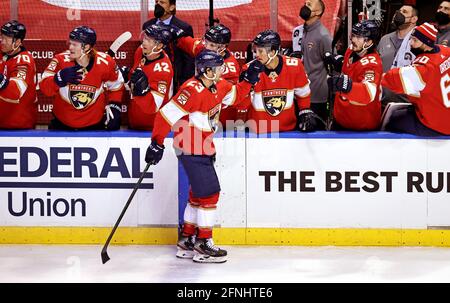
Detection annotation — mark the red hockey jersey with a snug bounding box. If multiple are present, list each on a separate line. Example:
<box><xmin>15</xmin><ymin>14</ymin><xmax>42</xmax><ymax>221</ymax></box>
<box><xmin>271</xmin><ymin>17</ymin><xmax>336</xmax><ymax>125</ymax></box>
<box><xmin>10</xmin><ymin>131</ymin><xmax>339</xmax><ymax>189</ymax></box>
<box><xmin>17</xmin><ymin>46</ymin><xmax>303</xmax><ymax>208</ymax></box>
<box><xmin>152</xmin><ymin>77</ymin><xmax>252</xmax><ymax>155</ymax></box>
<box><xmin>243</xmin><ymin>55</ymin><xmax>311</xmax><ymax>133</ymax></box>
<box><xmin>0</xmin><ymin>48</ymin><xmax>37</xmax><ymax>129</ymax></box>
<box><xmin>177</xmin><ymin>37</ymin><xmax>240</xmax><ymax>83</ymax></box>
<box><xmin>382</xmin><ymin>45</ymin><xmax>450</xmax><ymax>135</ymax></box>
<box><xmin>333</xmin><ymin>48</ymin><xmax>383</xmax><ymax>130</ymax></box>
<box><xmin>177</xmin><ymin>37</ymin><xmax>241</xmax><ymax>127</ymax></box>
<box><xmin>40</xmin><ymin>51</ymin><xmax>124</xmax><ymax>128</ymax></box>
<box><xmin>128</xmin><ymin>47</ymin><xmax>174</xmax><ymax>130</ymax></box>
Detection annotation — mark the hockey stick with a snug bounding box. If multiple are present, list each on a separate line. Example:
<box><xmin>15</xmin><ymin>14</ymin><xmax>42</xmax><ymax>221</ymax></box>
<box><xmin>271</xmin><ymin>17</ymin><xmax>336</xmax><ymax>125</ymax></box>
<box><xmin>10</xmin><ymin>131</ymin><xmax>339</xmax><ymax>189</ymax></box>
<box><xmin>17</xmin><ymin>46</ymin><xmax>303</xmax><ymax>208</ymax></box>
<box><xmin>107</xmin><ymin>31</ymin><xmax>132</xmax><ymax>57</ymax></box>
<box><xmin>326</xmin><ymin>76</ymin><xmax>334</xmax><ymax>130</ymax></box>
<box><xmin>324</xmin><ymin>52</ymin><xmax>336</xmax><ymax>130</ymax></box>
<box><xmin>101</xmin><ymin>162</ymin><xmax>151</xmax><ymax>264</ymax></box>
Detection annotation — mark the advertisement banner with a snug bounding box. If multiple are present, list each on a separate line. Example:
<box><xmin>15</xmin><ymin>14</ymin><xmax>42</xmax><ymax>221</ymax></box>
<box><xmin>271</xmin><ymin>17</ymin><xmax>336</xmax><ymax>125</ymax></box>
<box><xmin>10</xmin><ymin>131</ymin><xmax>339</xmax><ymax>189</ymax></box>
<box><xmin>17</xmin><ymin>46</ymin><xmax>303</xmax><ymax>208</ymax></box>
<box><xmin>0</xmin><ymin>136</ymin><xmax>178</xmax><ymax>227</ymax></box>
<box><xmin>245</xmin><ymin>137</ymin><xmax>449</xmax><ymax>229</ymax></box>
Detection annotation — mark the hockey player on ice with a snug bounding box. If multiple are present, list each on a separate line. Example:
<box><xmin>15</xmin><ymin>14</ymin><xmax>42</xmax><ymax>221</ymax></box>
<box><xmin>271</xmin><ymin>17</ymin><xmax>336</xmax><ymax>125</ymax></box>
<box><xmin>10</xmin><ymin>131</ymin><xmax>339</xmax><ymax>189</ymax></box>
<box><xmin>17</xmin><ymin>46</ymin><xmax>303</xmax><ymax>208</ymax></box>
<box><xmin>40</xmin><ymin>26</ymin><xmax>124</xmax><ymax>130</ymax></box>
<box><xmin>144</xmin><ymin>50</ymin><xmax>264</xmax><ymax>263</ymax></box>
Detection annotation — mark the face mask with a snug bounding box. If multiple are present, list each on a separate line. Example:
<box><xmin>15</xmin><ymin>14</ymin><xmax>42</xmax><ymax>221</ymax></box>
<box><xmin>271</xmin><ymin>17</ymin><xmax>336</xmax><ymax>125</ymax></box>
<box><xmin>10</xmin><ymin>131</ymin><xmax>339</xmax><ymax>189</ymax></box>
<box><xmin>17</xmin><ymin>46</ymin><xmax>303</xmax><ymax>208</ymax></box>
<box><xmin>299</xmin><ymin>5</ymin><xmax>312</xmax><ymax>21</ymax></box>
<box><xmin>154</xmin><ymin>4</ymin><xmax>165</xmax><ymax>19</ymax></box>
<box><xmin>411</xmin><ymin>46</ymin><xmax>425</xmax><ymax>56</ymax></box>
<box><xmin>391</xmin><ymin>12</ymin><xmax>406</xmax><ymax>28</ymax></box>
<box><xmin>435</xmin><ymin>11</ymin><xmax>450</xmax><ymax>26</ymax></box>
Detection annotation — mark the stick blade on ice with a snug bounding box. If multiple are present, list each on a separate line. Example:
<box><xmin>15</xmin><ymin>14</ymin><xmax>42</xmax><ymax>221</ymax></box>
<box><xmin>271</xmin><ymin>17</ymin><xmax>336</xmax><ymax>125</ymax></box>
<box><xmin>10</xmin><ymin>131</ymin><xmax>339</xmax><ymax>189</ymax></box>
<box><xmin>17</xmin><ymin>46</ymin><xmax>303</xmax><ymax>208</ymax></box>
<box><xmin>101</xmin><ymin>248</ymin><xmax>110</xmax><ymax>264</ymax></box>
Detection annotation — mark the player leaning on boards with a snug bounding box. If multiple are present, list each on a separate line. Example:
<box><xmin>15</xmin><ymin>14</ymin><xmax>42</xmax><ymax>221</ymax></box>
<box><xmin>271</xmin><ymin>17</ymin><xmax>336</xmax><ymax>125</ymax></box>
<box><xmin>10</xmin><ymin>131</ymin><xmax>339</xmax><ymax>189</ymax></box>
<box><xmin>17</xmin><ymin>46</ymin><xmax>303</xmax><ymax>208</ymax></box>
<box><xmin>0</xmin><ymin>20</ymin><xmax>37</xmax><ymax>129</ymax></box>
<box><xmin>239</xmin><ymin>30</ymin><xmax>319</xmax><ymax>133</ymax></box>
<box><xmin>145</xmin><ymin>50</ymin><xmax>264</xmax><ymax>263</ymax></box>
<box><xmin>381</xmin><ymin>22</ymin><xmax>450</xmax><ymax>136</ymax></box>
<box><xmin>170</xmin><ymin>23</ymin><xmax>242</xmax><ymax>129</ymax></box>
<box><xmin>125</xmin><ymin>24</ymin><xmax>174</xmax><ymax>130</ymax></box>
<box><xmin>40</xmin><ymin>26</ymin><xmax>125</xmax><ymax>130</ymax></box>
<box><xmin>325</xmin><ymin>20</ymin><xmax>383</xmax><ymax>131</ymax></box>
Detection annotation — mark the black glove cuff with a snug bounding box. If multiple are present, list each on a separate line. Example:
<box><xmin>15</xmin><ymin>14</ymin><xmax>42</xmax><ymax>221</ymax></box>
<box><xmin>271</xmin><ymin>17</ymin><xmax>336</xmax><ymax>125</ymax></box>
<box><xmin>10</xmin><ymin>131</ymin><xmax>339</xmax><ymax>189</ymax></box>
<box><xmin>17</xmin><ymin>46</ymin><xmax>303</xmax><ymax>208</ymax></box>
<box><xmin>108</xmin><ymin>103</ymin><xmax>122</xmax><ymax>112</ymax></box>
<box><xmin>151</xmin><ymin>139</ymin><xmax>165</xmax><ymax>150</ymax></box>
<box><xmin>0</xmin><ymin>76</ymin><xmax>9</xmax><ymax>90</ymax></box>
<box><xmin>298</xmin><ymin>109</ymin><xmax>314</xmax><ymax>117</ymax></box>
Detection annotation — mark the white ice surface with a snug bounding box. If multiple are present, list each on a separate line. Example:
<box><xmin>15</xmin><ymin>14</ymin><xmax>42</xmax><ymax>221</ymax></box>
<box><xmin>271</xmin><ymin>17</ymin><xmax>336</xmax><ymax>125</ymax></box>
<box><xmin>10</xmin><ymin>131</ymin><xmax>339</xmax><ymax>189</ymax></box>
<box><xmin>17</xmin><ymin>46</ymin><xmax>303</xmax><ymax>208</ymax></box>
<box><xmin>1</xmin><ymin>245</ymin><xmax>450</xmax><ymax>283</ymax></box>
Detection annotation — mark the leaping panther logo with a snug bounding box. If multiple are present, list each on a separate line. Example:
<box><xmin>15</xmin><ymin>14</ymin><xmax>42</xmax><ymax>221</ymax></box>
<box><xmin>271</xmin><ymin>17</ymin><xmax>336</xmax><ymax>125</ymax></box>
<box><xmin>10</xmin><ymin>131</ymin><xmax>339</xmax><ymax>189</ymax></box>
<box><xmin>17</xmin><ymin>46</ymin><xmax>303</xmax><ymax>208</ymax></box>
<box><xmin>262</xmin><ymin>89</ymin><xmax>287</xmax><ymax>116</ymax></box>
<box><xmin>68</xmin><ymin>84</ymin><xmax>97</xmax><ymax>110</ymax></box>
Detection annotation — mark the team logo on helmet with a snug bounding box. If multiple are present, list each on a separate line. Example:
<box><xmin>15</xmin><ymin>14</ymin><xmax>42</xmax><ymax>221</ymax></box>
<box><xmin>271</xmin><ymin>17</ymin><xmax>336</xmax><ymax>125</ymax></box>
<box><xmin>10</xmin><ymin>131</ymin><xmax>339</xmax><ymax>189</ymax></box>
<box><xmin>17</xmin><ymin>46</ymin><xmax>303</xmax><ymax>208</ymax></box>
<box><xmin>208</xmin><ymin>104</ymin><xmax>221</xmax><ymax>132</ymax></box>
<box><xmin>68</xmin><ymin>84</ymin><xmax>97</xmax><ymax>109</ymax></box>
<box><xmin>262</xmin><ymin>89</ymin><xmax>287</xmax><ymax>116</ymax></box>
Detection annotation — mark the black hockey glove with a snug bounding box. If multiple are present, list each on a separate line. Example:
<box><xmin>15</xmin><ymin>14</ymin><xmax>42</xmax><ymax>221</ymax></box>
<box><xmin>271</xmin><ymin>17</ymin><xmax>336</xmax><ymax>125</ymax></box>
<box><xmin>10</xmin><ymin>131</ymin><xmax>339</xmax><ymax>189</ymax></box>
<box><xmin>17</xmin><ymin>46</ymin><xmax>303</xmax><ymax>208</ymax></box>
<box><xmin>54</xmin><ymin>65</ymin><xmax>83</xmax><ymax>87</ymax></box>
<box><xmin>298</xmin><ymin>109</ymin><xmax>318</xmax><ymax>132</ymax></box>
<box><xmin>324</xmin><ymin>52</ymin><xmax>344</xmax><ymax>74</ymax></box>
<box><xmin>0</xmin><ymin>74</ymin><xmax>9</xmax><ymax>90</ymax></box>
<box><xmin>168</xmin><ymin>24</ymin><xmax>187</xmax><ymax>41</ymax></box>
<box><xmin>145</xmin><ymin>140</ymin><xmax>165</xmax><ymax>165</ymax></box>
<box><xmin>104</xmin><ymin>103</ymin><xmax>122</xmax><ymax>130</ymax></box>
<box><xmin>130</xmin><ymin>68</ymin><xmax>150</xmax><ymax>96</ymax></box>
<box><xmin>119</xmin><ymin>66</ymin><xmax>130</xmax><ymax>84</ymax></box>
<box><xmin>241</xmin><ymin>60</ymin><xmax>265</xmax><ymax>85</ymax></box>
<box><xmin>327</xmin><ymin>74</ymin><xmax>352</xmax><ymax>93</ymax></box>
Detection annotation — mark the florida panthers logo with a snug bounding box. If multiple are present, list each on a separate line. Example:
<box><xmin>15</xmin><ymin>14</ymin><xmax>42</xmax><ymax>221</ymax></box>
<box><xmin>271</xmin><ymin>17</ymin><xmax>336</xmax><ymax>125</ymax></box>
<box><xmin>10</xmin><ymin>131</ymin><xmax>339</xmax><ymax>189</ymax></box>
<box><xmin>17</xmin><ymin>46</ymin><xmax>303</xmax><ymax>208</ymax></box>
<box><xmin>208</xmin><ymin>104</ymin><xmax>221</xmax><ymax>132</ymax></box>
<box><xmin>68</xmin><ymin>84</ymin><xmax>96</xmax><ymax>109</ymax></box>
<box><xmin>262</xmin><ymin>89</ymin><xmax>287</xmax><ymax>116</ymax></box>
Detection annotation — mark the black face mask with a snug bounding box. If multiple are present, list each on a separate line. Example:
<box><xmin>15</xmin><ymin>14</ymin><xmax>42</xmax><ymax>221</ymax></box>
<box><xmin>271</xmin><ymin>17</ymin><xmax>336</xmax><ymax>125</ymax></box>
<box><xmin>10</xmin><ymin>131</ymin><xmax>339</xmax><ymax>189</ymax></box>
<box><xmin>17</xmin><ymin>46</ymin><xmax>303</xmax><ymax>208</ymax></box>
<box><xmin>154</xmin><ymin>4</ymin><xmax>165</xmax><ymax>19</ymax></box>
<box><xmin>391</xmin><ymin>11</ymin><xmax>406</xmax><ymax>28</ymax></box>
<box><xmin>299</xmin><ymin>5</ymin><xmax>312</xmax><ymax>21</ymax></box>
<box><xmin>435</xmin><ymin>11</ymin><xmax>450</xmax><ymax>26</ymax></box>
<box><xmin>411</xmin><ymin>46</ymin><xmax>425</xmax><ymax>56</ymax></box>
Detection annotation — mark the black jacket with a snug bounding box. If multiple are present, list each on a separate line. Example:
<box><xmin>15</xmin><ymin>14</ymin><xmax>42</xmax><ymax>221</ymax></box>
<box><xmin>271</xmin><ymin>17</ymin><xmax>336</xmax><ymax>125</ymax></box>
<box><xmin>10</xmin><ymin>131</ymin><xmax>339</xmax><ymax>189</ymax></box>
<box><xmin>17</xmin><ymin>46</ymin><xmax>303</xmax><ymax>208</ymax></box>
<box><xmin>143</xmin><ymin>16</ymin><xmax>195</xmax><ymax>92</ymax></box>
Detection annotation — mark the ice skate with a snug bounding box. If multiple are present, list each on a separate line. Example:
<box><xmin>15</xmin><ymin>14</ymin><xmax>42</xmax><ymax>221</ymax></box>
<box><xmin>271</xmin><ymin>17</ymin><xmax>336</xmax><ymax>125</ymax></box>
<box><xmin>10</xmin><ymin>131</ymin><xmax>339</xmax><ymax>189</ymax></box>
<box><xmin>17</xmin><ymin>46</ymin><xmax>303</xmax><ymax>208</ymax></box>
<box><xmin>193</xmin><ymin>238</ymin><xmax>228</xmax><ymax>263</ymax></box>
<box><xmin>176</xmin><ymin>235</ymin><xmax>196</xmax><ymax>259</ymax></box>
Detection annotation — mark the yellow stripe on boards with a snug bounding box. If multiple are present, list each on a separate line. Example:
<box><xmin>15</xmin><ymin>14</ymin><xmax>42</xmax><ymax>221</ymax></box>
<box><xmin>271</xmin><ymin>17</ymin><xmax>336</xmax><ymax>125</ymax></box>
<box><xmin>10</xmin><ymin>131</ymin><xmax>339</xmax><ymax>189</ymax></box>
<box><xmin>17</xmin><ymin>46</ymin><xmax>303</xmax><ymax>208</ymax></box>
<box><xmin>2</xmin><ymin>227</ymin><xmax>450</xmax><ymax>246</ymax></box>
<box><xmin>0</xmin><ymin>227</ymin><xmax>178</xmax><ymax>245</ymax></box>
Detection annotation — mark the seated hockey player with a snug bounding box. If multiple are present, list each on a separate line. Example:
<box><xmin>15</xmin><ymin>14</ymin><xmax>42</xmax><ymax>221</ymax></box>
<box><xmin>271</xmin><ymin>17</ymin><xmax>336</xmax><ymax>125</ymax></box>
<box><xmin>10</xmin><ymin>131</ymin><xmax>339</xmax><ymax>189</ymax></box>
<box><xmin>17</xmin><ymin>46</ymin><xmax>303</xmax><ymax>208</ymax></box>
<box><xmin>381</xmin><ymin>22</ymin><xmax>450</xmax><ymax>136</ymax></box>
<box><xmin>40</xmin><ymin>26</ymin><xmax>124</xmax><ymax>130</ymax></box>
<box><xmin>127</xmin><ymin>24</ymin><xmax>174</xmax><ymax>130</ymax></box>
<box><xmin>169</xmin><ymin>24</ymin><xmax>242</xmax><ymax>129</ymax></box>
<box><xmin>240</xmin><ymin>29</ymin><xmax>319</xmax><ymax>133</ymax></box>
<box><xmin>326</xmin><ymin>20</ymin><xmax>383</xmax><ymax>131</ymax></box>
<box><xmin>144</xmin><ymin>50</ymin><xmax>264</xmax><ymax>263</ymax></box>
<box><xmin>0</xmin><ymin>20</ymin><xmax>37</xmax><ymax>129</ymax></box>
